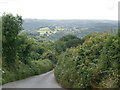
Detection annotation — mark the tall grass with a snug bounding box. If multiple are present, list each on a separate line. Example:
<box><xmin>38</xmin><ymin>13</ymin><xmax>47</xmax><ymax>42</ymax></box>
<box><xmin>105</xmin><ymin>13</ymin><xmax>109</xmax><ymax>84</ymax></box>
<box><xmin>2</xmin><ymin>59</ymin><xmax>53</xmax><ymax>84</ymax></box>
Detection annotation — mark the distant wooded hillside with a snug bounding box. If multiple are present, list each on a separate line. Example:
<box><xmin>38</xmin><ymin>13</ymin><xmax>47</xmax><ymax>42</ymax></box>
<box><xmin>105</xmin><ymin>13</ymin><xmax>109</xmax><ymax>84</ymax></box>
<box><xmin>22</xmin><ymin>19</ymin><xmax>118</xmax><ymax>40</ymax></box>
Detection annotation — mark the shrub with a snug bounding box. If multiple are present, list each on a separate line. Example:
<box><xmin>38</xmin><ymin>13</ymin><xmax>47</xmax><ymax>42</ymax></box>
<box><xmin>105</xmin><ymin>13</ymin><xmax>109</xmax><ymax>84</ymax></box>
<box><xmin>31</xmin><ymin>59</ymin><xmax>53</xmax><ymax>75</ymax></box>
<box><xmin>55</xmin><ymin>33</ymin><xmax>119</xmax><ymax>88</ymax></box>
<box><xmin>2</xmin><ymin>59</ymin><xmax>53</xmax><ymax>84</ymax></box>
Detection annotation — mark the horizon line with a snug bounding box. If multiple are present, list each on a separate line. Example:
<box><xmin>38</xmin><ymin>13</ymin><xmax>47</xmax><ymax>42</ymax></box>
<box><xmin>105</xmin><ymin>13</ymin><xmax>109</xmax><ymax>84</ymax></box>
<box><xmin>23</xmin><ymin>18</ymin><xmax>118</xmax><ymax>21</ymax></box>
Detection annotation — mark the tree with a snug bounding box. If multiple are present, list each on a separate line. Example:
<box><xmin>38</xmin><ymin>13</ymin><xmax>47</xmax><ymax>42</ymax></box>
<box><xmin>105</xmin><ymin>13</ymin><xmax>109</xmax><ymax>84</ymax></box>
<box><xmin>17</xmin><ymin>34</ymin><xmax>33</xmax><ymax>64</ymax></box>
<box><xmin>2</xmin><ymin>13</ymin><xmax>23</xmax><ymax>67</ymax></box>
<box><xmin>54</xmin><ymin>41</ymin><xmax>67</xmax><ymax>54</ymax></box>
<box><xmin>59</xmin><ymin>34</ymin><xmax>79</xmax><ymax>41</ymax></box>
<box><xmin>59</xmin><ymin>34</ymin><xmax>84</xmax><ymax>48</ymax></box>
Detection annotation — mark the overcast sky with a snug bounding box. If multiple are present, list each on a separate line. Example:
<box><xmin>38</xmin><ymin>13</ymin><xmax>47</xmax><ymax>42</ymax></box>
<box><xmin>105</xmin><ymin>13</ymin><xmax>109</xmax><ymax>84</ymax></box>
<box><xmin>0</xmin><ymin>0</ymin><xmax>119</xmax><ymax>20</ymax></box>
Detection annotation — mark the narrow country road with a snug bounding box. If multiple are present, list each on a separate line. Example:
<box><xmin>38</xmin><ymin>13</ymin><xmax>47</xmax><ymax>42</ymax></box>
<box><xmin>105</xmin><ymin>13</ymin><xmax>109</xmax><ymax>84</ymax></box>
<box><xmin>1</xmin><ymin>70</ymin><xmax>61</xmax><ymax>88</ymax></box>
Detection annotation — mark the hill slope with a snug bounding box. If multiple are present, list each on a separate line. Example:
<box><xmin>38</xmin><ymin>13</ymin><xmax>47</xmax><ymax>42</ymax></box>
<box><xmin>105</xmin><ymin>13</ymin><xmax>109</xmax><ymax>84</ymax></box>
<box><xmin>22</xmin><ymin>19</ymin><xmax>118</xmax><ymax>40</ymax></box>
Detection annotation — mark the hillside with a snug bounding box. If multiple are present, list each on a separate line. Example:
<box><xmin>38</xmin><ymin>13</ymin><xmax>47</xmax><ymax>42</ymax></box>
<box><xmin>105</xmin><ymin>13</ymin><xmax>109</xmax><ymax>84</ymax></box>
<box><xmin>22</xmin><ymin>19</ymin><xmax>118</xmax><ymax>40</ymax></box>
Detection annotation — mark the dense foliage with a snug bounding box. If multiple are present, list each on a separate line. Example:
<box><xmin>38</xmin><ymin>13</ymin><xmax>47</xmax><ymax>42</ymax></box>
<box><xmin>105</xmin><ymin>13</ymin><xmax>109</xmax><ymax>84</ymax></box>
<box><xmin>54</xmin><ymin>33</ymin><xmax>120</xmax><ymax>88</ymax></box>
<box><xmin>2</xmin><ymin>14</ymin><xmax>23</xmax><ymax>68</ymax></box>
<box><xmin>1</xmin><ymin>14</ymin><xmax>53</xmax><ymax>84</ymax></box>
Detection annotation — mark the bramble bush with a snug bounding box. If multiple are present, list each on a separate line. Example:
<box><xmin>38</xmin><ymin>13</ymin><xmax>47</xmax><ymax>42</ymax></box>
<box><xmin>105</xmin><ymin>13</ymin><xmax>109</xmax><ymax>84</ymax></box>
<box><xmin>55</xmin><ymin>33</ymin><xmax>119</xmax><ymax>88</ymax></box>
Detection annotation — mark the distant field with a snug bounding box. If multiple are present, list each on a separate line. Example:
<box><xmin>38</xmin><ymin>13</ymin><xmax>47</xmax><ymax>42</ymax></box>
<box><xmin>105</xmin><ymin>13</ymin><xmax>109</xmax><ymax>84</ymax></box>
<box><xmin>37</xmin><ymin>27</ymin><xmax>64</xmax><ymax>36</ymax></box>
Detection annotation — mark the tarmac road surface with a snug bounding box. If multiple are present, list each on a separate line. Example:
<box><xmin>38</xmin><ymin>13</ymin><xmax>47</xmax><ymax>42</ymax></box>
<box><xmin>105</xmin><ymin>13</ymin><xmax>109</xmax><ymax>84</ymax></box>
<box><xmin>1</xmin><ymin>70</ymin><xmax>61</xmax><ymax>88</ymax></box>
